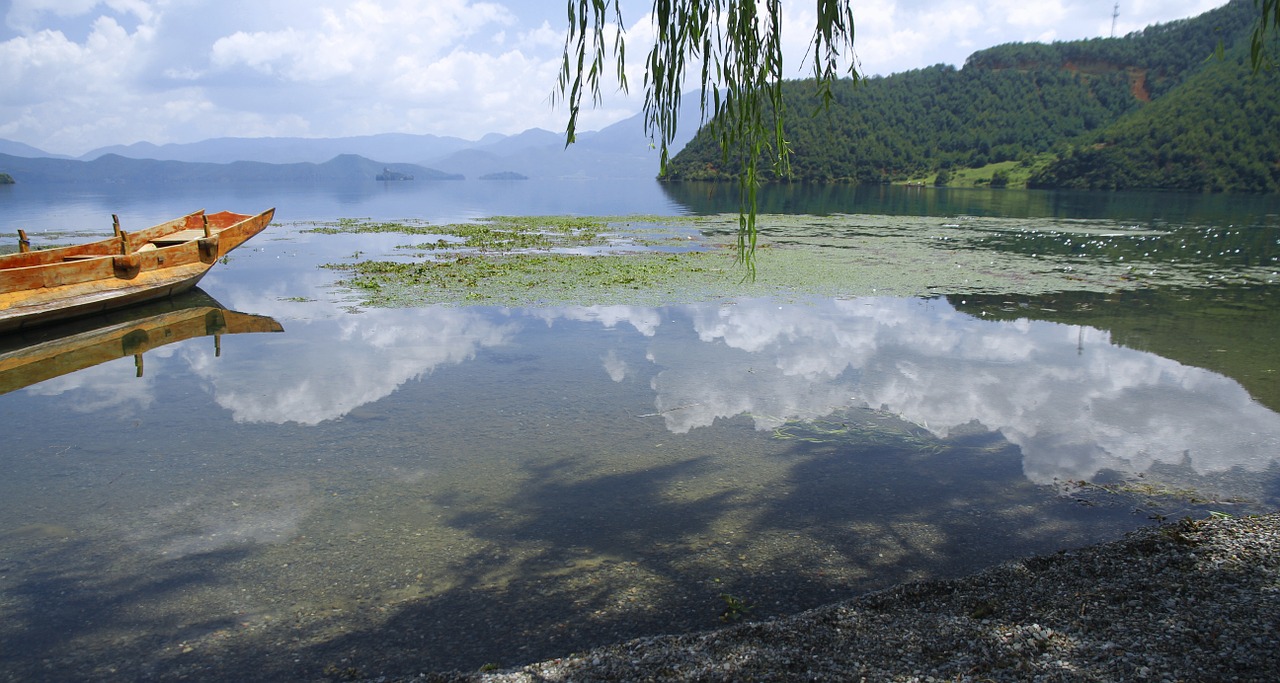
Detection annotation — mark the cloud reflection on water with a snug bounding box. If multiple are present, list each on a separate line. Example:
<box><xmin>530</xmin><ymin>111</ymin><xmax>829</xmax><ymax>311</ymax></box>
<box><xmin>26</xmin><ymin>295</ymin><xmax>1278</xmax><ymax>489</ymax></box>
<box><xmin>192</xmin><ymin>306</ymin><xmax>520</xmax><ymax>425</ymax></box>
<box><xmin>23</xmin><ymin>344</ymin><xmax>173</xmax><ymax>413</ymax></box>
<box><xmin>549</xmin><ymin>297</ymin><xmax>1280</xmax><ymax>485</ymax></box>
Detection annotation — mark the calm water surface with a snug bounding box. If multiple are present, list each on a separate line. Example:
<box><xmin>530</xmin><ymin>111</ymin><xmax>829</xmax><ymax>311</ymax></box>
<box><xmin>2</xmin><ymin>180</ymin><xmax>1279</xmax><ymax>679</ymax></box>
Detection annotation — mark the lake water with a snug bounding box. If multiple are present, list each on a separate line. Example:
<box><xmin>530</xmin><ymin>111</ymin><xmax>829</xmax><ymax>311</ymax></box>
<box><xmin>2</xmin><ymin>179</ymin><xmax>1280</xmax><ymax>680</ymax></box>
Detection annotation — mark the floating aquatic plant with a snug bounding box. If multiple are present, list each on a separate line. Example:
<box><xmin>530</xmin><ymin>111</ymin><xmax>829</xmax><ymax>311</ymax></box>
<box><xmin>311</xmin><ymin>213</ymin><xmax>1280</xmax><ymax>309</ymax></box>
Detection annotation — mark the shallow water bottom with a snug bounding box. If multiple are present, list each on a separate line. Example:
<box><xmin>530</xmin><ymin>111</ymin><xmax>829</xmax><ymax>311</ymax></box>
<box><xmin>0</xmin><ymin>381</ymin><xmax>1254</xmax><ymax>679</ymax></box>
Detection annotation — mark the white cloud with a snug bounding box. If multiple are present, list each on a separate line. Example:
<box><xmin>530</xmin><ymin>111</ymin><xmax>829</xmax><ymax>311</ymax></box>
<box><xmin>602</xmin><ymin>349</ymin><xmax>630</xmax><ymax>382</ymax></box>
<box><xmin>209</xmin><ymin>1</ymin><xmax>517</xmax><ymax>83</ymax></box>
<box><xmin>5</xmin><ymin>0</ymin><xmax>101</xmax><ymax>31</ymax></box>
<box><xmin>519</xmin><ymin>20</ymin><xmax>565</xmax><ymax>50</ymax></box>
<box><xmin>0</xmin><ymin>15</ymin><xmax>142</xmax><ymax>101</ymax></box>
<box><xmin>992</xmin><ymin>0</ymin><xmax>1067</xmax><ymax>29</ymax></box>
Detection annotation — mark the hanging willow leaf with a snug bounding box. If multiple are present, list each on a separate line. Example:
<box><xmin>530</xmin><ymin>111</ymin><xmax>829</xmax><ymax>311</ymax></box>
<box><xmin>1252</xmin><ymin>0</ymin><xmax>1280</xmax><ymax>71</ymax></box>
<box><xmin>554</xmin><ymin>0</ymin><xmax>860</xmax><ymax>273</ymax></box>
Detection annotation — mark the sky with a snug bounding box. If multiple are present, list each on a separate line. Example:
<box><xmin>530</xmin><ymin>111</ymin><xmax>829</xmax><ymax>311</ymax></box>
<box><xmin>1</xmin><ymin>0</ymin><xmax>1230</xmax><ymax>156</ymax></box>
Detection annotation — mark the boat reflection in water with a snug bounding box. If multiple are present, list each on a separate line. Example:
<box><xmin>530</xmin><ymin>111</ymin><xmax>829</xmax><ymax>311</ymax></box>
<box><xmin>0</xmin><ymin>289</ymin><xmax>283</xmax><ymax>395</ymax></box>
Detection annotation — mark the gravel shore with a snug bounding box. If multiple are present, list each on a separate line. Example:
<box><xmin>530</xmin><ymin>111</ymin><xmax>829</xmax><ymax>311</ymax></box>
<box><xmin>404</xmin><ymin>512</ymin><xmax>1279</xmax><ymax>682</ymax></box>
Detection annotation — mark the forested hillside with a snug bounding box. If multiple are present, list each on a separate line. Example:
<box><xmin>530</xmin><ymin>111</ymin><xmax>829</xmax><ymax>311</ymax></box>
<box><xmin>1027</xmin><ymin>45</ymin><xmax>1280</xmax><ymax>191</ymax></box>
<box><xmin>663</xmin><ymin>0</ymin><xmax>1277</xmax><ymax>192</ymax></box>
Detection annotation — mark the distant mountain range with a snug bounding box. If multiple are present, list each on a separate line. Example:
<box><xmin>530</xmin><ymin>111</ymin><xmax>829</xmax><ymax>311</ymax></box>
<box><xmin>0</xmin><ymin>139</ymin><xmax>57</xmax><ymax>159</ymax></box>
<box><xmin>0</xmin><ymin>152</ymin><xmax>467</xmax><ymax>184</ymax></box>
<box><xmin>7</xmin><ymin>0</ymin><xmax>1274</xmax><ymax>192</ymax></box>
<box><xmin>0</xmin><ymin>104</ymin><xmax>703</xmax><ymax>184</ymax></box>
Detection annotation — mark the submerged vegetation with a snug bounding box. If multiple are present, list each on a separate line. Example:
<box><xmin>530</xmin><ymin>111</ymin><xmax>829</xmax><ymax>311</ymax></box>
<box><xmin>771</xmin><ymin>411</ymin><xmax>946</xmax><ymax>456</ymax></box>
<box><xmin>717</xmin><ymin>593</ymin><xmax>753</xmax><ymax>622</ymax></box>
<box><xmin>1060</xmin><ymin>478</ymin><xmax>1257</xmax><ymax>523</ymax></box>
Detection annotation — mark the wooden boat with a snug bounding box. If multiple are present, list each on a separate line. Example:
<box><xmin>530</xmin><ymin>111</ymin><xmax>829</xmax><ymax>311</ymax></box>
<box><xmin>0</xmin><ymin>208</ymin><xmax>274</xmax><ymax>333</ymax></box>
<box><xmin>0</xmin><ymin>289</ymin><xmax>283</xmax><ymax>395</ymax></box>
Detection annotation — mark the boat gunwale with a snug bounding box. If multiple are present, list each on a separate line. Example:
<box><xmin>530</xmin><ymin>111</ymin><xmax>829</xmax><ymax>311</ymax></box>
<box><xmin>0</xmin><ymin>211</ymin><xmax>205</xmax><ymax>269</ymax></box>
<box><xmin>0</xmin><ymin>208</ymin><xmax>274</xmax><ymax>332</ymax></box>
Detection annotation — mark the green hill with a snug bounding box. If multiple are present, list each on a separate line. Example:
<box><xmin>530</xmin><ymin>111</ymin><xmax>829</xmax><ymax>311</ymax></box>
<box><xmin>663</xmin><ymin>0</ymin><xmax>1277</xmax><ymax>193</ymax></box>
<box><xmin>1027</xmin><ymin>44</ymin><xmax>1280</xmax><ymax>191</ymax></box>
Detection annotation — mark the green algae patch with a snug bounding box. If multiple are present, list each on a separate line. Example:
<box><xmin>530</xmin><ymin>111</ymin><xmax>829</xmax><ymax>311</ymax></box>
<box><xmin>302</xmin><ymin>216</ymin><xmax>613</xmax><ymax>252</ymax></box>
<box><xmin>315</xmin><ymin>213</ymin><xmax>1277</xmax><ymax>308</ymax></box>
<box><xmin>300</xmin><ymin>218</ymin><xmax>438</xmax><ymax>235</ymax></box>
<box><xmin>312</xmin><ymin>216</ymin><xmax>742</xmax><ymax>307</ymax></box>
<box><xmin>325</xmin><ymin>251</ymin><xmax>743</xmax><ymax>307</ymax></box>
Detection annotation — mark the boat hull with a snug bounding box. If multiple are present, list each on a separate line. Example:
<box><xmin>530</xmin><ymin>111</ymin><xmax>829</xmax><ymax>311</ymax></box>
<box><xmin>0</xmin><ymin>209</ymin><xmax>273</xmax><ymax>333</ymax></box>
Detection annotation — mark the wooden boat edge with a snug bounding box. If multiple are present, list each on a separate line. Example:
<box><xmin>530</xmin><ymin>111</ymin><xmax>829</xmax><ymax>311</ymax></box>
<box><xmin>0</xmin><ymin>208</ymin><xmax>274</xmax><ymax>333</ymax></box>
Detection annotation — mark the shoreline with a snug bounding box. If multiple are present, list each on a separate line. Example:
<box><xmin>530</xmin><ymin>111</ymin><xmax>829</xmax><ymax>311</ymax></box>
<box><xmin>405</xmin><ymin>512</ymin><xmax>1279</xmax><ymax>682</ymax></box>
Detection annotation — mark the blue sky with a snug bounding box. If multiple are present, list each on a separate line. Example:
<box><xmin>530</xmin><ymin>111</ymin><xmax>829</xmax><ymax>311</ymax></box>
<box><xmin>1</xmin><ymin>0</ymin><xmax>1228</xmax><ymax>155</ymax></box>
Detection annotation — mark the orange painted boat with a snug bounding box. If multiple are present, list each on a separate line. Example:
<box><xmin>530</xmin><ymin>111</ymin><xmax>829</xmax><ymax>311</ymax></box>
<box><xmin>0</xmin><ymin>208</ymin><xmax>273</xmax><ymax>333</ymax></box>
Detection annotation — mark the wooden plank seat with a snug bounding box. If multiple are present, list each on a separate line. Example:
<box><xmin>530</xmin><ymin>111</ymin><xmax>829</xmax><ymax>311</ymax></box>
<box><xmin>148</xmin><ymin>229</ymin><xmax>209</xmax><ymax>246</ymax></box>
<box><xmin>61</xmin><ymin>244</ymin><xmax>156</xmax><ymax>262</ymax></box>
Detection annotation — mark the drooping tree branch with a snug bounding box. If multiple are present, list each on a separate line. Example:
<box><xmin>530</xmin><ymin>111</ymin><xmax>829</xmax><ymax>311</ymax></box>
<box><xmin>1252</xmin><ymin>0</ymin><xmax>1280</xmax><ymax>70</ymax></box>
<box><xmin>556</xmin><ymin>0</ymin><xmax>859</xmax><ymax>272</ymax></box>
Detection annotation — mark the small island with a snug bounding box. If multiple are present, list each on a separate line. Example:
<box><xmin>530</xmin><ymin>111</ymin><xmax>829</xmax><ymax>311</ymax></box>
<box><xmin>375</xmin><ymin>168</ymin><xmax>413</xmax><ymax>181</ymax></box>
<box><xmin>479</xmin><ymin>171</ymin><xmax>529</xmax><ymax>180</ymax></box>
<box><xmin>0</xmin><ymin>173</ymin><xmax>14</xmax><ymax>184</ymax></box>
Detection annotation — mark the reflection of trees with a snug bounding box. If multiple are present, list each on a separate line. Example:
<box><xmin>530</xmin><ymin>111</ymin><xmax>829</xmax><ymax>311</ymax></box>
<box><xmin>953</xmin><ymin>287</ymin><xmax>1280</xmax><ymax>412</ymax></box>
<box><xmin>659</xmin><ymin>180</ymin><xmax>1280</xmax><ymax>223</ymax></box>
<box><xmin>659</xmin><ymin>181</ymin><xmax>1077</xmax><ymax>218</ymax></box>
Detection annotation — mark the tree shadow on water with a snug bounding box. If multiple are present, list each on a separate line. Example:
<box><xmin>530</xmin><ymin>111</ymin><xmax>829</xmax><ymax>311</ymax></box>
<box><xmin>0</xmin><ymin>537</ymin><xmax>255</xmax><ymax>682</ymax></box>
<box><xmin>736</xmin><ymin>430</ymin><xmax>1147</xmax><ymax>609</ymax></box>
<box><xmin>0</xmin><ymin>457</ymin><xmax>750</xmax><ymax>681</ymax></box>
<box><xmin>287</xmin><ymin>425</ymin><xmax>1160</xmax><ymax>679</ymax></box>
<box><xmin>298</xmin><ymin>456</ymin><xmax>751</xmax><ymax>676</ymax></box>
<box><xmin>0</xmin><ymin>425</ymin><xmax>1217</xmax><ymax>681</ymax></box>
